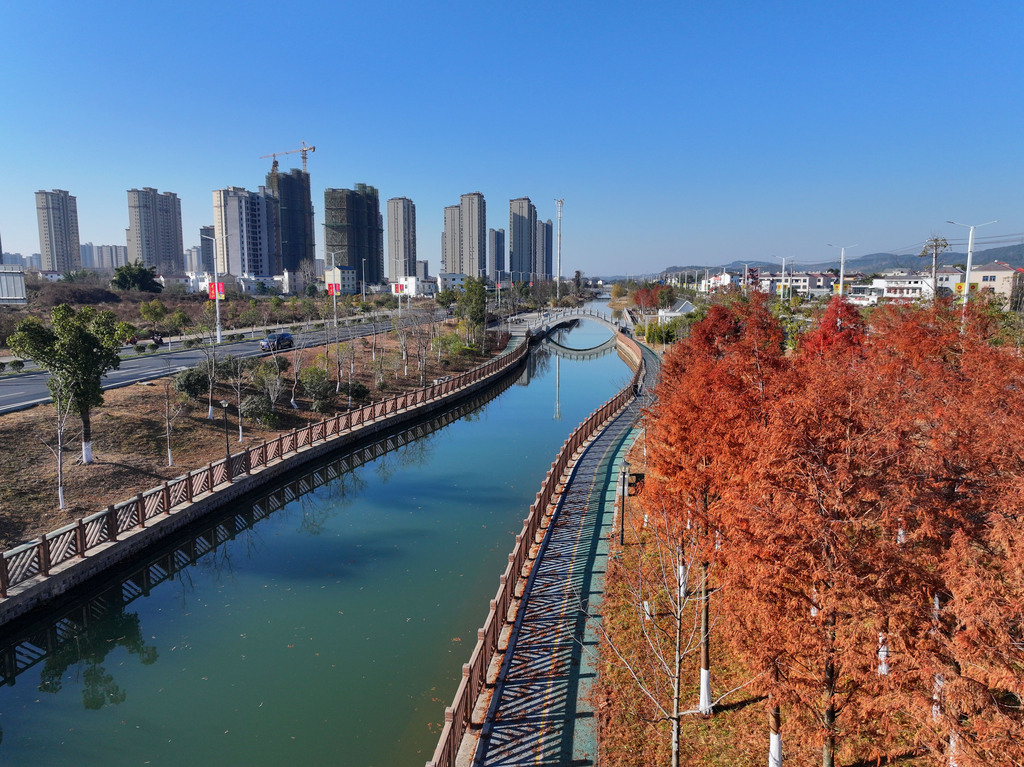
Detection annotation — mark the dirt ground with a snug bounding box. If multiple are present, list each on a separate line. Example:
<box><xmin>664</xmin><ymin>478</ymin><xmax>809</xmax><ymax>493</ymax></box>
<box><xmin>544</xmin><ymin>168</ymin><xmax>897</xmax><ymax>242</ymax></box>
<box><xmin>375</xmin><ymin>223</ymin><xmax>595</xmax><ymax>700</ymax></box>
<box><xmin>0</xmin><ymin>328</ymin><xmax>502</xmax><ymax>548</ymax></box>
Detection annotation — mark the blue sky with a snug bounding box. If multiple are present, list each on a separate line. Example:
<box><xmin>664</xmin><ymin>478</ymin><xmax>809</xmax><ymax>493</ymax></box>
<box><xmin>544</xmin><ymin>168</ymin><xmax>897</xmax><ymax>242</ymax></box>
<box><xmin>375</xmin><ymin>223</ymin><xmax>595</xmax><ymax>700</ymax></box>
<box><xmin>2</xmin><ymin>0</ymin><xmax>1022</xmax><ymax>276</ymax></box>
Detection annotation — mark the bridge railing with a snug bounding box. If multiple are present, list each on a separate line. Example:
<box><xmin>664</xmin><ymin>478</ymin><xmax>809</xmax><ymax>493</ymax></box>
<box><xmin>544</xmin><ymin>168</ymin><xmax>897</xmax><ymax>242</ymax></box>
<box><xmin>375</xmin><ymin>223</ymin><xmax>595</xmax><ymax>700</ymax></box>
<box><xmin>0</xmin><ymin>338</ymin><xmax>531</xmax><ymax>600</ymax></box>
<box><xmin>426</xmin><ymin>333</ymin><xmax>646</xmax><ymax>767</ymax></box>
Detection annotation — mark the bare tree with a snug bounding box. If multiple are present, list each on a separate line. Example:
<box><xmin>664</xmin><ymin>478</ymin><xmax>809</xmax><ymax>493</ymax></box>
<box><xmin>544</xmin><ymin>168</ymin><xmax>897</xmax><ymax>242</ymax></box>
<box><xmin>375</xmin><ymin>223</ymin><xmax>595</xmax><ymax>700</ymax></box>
<box><xmin>218</xmin><ymin>355</ymin><xmax>254</xmax><ymax>442</ymax></box>
<box><xmin>589</xmin><ymin>498</ymin><xmax>749</xmax><ymax>767</ymax></box>
<box><xmin>161</xmin><ymin>363</ymin><xmax>187</xmax><ymax>465</ymax></box>
<box><xmin>41</xmin><ymin>384</ymin><xmax>76</xmax><ymax>510</ymax></box>
<box><xmin>289</xmin><ymin>340</ymin><xmax>308</xmax><ymax>409</ymax></box>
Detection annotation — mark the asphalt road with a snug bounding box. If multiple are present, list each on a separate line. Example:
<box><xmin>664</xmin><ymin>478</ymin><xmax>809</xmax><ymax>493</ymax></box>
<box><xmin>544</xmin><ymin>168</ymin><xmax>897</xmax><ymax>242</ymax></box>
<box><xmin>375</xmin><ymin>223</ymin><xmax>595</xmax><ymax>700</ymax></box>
<box><xmin>0</xmin><ymin>320</ymin><xmax>398</xmax><ymax>416</ymax></box>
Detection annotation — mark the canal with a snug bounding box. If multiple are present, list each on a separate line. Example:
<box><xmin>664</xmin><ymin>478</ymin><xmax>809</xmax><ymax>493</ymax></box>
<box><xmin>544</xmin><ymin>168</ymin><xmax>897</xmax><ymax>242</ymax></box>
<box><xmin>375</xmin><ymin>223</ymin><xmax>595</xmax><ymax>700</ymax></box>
<box><xmin>0</xmin><ymin>311</ymin><xmax>630</xmax><ymax>766</ymax></box>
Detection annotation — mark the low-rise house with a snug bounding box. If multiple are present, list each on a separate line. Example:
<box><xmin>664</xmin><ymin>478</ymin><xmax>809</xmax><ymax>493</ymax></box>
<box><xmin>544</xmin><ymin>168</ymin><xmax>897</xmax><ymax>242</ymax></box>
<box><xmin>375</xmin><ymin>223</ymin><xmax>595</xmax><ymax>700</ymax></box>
<box><xmin>968</xmin><ymin>262</ymin><xmax>1023</xmax><ymax>305</ymax></box>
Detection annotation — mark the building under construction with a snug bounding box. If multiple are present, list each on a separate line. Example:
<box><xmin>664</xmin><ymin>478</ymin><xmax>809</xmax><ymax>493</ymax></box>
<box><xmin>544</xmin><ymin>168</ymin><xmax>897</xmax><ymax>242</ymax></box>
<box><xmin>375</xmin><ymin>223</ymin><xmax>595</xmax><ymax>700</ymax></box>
<box><xmin>265</xmin><ymin>167</ymin><xmax>315</xmax><ymax>275</ymax></box>
<box><xmin>324</xmin><ymin>184</ymin><xmax>384</xmax><ymax>288</ymax></box>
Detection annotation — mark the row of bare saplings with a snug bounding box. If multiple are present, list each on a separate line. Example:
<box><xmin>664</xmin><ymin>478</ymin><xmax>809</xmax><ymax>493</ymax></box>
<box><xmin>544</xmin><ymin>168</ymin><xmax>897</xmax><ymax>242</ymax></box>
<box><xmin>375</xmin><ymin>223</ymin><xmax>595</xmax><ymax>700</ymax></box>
<box><xmin>426</xmin><ymin>333</ymin><xmax>645</xmax><ymax>767</ymax></box>
<box><xmin>0</xmin><ymin>338</ymin><xmax>530</xmax><ymax>599</ymax></box>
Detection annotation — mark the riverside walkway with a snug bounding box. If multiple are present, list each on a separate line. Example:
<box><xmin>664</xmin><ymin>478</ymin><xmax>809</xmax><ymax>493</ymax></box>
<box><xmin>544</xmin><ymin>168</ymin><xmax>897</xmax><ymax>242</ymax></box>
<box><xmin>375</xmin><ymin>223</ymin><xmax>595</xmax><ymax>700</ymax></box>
<box><xmin>458</xmin><ymin>342</ymin><xmax>660</xmax><ymax>766</ymax></box>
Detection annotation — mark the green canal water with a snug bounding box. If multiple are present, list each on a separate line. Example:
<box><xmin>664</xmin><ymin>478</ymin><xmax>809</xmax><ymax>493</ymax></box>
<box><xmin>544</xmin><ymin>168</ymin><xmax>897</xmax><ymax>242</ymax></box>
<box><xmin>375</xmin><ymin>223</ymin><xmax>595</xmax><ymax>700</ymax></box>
<box><xmin>0</xmin><ymin>314</ymin><xmax>630</xmax><ymax>766</ymax></box>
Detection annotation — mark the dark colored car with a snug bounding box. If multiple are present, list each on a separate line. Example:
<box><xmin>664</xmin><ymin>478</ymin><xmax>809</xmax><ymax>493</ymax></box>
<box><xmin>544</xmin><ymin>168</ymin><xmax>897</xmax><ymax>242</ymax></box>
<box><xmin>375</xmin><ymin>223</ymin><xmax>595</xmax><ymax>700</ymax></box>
<box><xmin>260</xmin><ymin>332</ymin><xmax>294</xmax><ymax>351</ymax></box>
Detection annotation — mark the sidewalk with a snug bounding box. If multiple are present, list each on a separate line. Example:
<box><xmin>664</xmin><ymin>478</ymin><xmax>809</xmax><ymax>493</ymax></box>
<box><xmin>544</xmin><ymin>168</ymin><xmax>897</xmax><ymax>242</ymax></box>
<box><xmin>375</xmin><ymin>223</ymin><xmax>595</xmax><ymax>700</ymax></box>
<box><xmin>464</xmin><ymin>345</ymin><xmax>659</xmax><ymax>766</ymax></box>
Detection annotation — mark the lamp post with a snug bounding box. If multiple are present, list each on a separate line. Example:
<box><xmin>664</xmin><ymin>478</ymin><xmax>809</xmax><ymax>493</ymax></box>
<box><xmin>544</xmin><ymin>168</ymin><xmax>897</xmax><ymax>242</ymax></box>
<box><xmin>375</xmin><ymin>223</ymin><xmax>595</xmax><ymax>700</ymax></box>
<box><xmin>361</xmin><ymin>258</ymin><xmax>367</xmax><ymax>303</ymax></box>
<box><xmin>947</xmin><ymin>219</ymin><xmax>997</xmax><ymax>326</ymax></box>
<box><xmin>555</xmin><ymin>198</ymin><xmax>564</xmax><ymax>300</ymax></box>
<box><xmin>619</xmin><ymin>460</ymin><xmax>630</xmax><ymax>546</ymax></box>
<box><xmin>325</xmin><ymin>249</ymin><xmax>342</xmax><ymax>328</ymax></box>
<box><xmin>827</xmin><ymin>243</ymin><xmax>857</xmax><ymax>298</ymax></box>
<box><xmin>220</xmin><ymin>399</ymin><xmax>230</xmax><ymax>470</ymax></box>
<box><xmin>200</xmin><ymin>232</ymin><xmax>231</xmax><ymax>344</ymax></box>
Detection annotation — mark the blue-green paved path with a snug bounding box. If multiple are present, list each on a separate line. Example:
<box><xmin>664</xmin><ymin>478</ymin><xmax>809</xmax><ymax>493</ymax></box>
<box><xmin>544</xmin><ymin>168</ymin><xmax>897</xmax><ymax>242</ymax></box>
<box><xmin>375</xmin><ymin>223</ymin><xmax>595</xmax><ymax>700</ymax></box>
<box><xmin>469</xmin><ymin>344</ymin><xmax>660</xmax><ymax>766</ymax></box>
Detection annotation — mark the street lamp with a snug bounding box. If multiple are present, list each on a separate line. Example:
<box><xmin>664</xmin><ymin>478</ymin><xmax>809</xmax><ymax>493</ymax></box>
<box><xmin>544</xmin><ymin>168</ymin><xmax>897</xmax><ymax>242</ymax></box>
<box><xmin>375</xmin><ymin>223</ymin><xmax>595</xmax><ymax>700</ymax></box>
<box><xmin>947</xmin><ymin>219</ymin><xmax>997</xmax><ymax>326</ymax></box>
<box><xmin>827</xmin><ymin>243</ymin><xmax>857</xmax><ymax>298</ymax></box>
<box><xmin>361</xmin><ymin>258</ymin><xmax>367</xmax><ymax>303</ymax></box>
<box><xmin>219</xmin><ymin>399</ymin><xmax>230</xmax><ymax>469</ymax></box>
<box><xmin>200</xmin><ymin>232</ymin><xmax>232</xmax><ymax>344</ymax></box>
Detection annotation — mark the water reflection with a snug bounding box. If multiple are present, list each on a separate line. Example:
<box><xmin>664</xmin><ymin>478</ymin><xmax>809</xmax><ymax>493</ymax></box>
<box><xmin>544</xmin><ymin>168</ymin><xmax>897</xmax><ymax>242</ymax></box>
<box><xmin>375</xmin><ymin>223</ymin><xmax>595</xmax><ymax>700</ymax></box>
<box><xmin>0</xmin><ymin>377</ymin><xmax>515</xmax><ymax>701</ymax></box>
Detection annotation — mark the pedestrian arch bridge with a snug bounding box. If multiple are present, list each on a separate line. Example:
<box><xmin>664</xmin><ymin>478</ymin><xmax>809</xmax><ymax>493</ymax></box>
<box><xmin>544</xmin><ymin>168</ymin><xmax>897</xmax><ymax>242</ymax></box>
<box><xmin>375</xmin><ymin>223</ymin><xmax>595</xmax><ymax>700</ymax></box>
<box><xmin>539</xmin><ymin>332</ymin><xmax>619</xmax><ymax>362</ymax></box>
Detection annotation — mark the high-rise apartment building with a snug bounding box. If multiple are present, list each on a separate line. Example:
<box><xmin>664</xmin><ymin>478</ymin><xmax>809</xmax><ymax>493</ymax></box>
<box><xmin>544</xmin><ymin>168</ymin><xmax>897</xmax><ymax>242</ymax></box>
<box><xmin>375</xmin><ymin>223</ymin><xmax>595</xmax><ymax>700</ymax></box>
<box><xmin>212</xmin><ymin>186</ymin><xmax>281</xmax><ymax>277</ymax></box>
<box><xmin>266</xmin><ymin>167</ymin><xmax>315</xmax><ymax>274</ymax></box>
<box><xmin>126</xmin><ymin>187</ymin><xmax>184</xmax><ymax>275</ymax></box>
<box><xmin>386</xmin><ymin>197</ymin><xmax>417</xmax><ymax>280</ymax></box>
<box><xmin>536</xmin><ymin>218</ymin><xmax>553</xmax><ymax>280</ymax></box>
<box><xmin>442</xmin><ymin>205</ymin><xmax>461</xmax><ymax>274</ymax></box>
<box><xmin>508</xmin><ymin>197</ymin><xmax>537</xmax><ymax>282</ymax></box>
<box><xmin>460</xmin><ymin>192</ymin><xmax>486</xmax><ymax>278</ymax></box>
<box><xmin>416</xmin><ymin>260</ymin><xmax>429</xmax><ymax>280</ymax></box>
<box><xmin>199</xmin><ymin>225</ymin><xmax>215</xmax><ymax>272</ymax></box>
<box><xmin>324</xmin><ymin>184</ymin><xmax>384</xmax><ymax>287</ymax></box>
<box><xmin>35</xmin><ymin>189</ymin><xmax>81</xmax><ymax>273</ymax></box>
<box><xmin>95</xmin><ymin>244</ymin><xmax>128</xmax><ymax>270</ymax></box>
<box><xmin>488</xmin><ymin>228</ymin><xmax>505</xmax><ymax>281</ymax></box>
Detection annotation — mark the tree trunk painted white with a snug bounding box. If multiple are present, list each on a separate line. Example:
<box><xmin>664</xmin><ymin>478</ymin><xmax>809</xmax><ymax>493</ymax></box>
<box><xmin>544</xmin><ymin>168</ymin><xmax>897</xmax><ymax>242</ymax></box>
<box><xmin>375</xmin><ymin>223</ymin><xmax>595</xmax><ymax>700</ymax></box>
<box><xmin>769</xmin><ymin>732</ymin><xmax>782</xmax><ymax>767</ymax></box>
<box><xmin>699</xmin><ymin>565</ymin><xmax>712</xmax><ymax>715</ymax></box>
<box><xmin>933</xmin><ymin>674</ymin><xmax>945</xmax><ymax>721</ymax></box>
<box><xmin>877</xmin><ymin>633</ymin><xmax>890</xmax><ymax>675</ymax></box>
<box><xmin>699</xmin><ymin>668</ymin><xmax>712</xmax><ymax>714</ymax></box>
<box><xmin>948</xmin><ymin>729</ymin><xmax>958</xmax><ymax>767</ymax></box>
<box><xmin>82</xmin><ymin>440</ymin><xmax>93</xmax><ymax>465</ymax></box>
<box><xmin>769</xmin><ymin>703</ymin><xmax>783</xmax><ymax>767</ymax></box>
<box><xmin>58</xmin><ymin>484</ymin><xmax>66</xmax><ymax>509</ymax></box>
<box><xmin>208</xmin><ymin>403</ymin><xmax>215</xmax><ymax>419</ymax></box>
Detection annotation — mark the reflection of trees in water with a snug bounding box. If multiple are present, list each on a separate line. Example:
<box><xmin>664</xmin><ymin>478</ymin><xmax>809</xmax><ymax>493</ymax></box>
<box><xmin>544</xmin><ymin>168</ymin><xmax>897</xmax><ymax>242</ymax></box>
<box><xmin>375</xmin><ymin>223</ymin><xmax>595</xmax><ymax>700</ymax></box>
<box><xmin>298</xmin><ymin>469</ymin><xmax>367</xmax><ymax>536</ymax></box>
<box><xmin>0</xmin><ymin>365</ymin><xmax>522</xmax><ymax>702</ymax></box>
<box><xmin>37</xmin><ymin>609</ymin><xmax>157</xmax><ymax>710</ymax></box>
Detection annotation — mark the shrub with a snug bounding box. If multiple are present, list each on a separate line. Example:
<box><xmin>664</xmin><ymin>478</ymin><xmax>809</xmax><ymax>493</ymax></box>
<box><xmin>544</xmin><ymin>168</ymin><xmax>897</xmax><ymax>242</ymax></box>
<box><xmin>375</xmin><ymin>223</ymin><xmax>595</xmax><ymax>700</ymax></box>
<box><xmin>147</xmin><ymin>343</ymin><xmax>160</xmax><ymax>352</ymax></box>
<box><xmin>240</xmin><ymin>393</ymin><xmax>277</xmax><ymax>427</ymax></box>
<box><xmin>173</xmin><ymin>367</ymin><xmax>209</xmax><ymax>400</ymax></box>
<box><xmin>300</xmin><ymin>367</ymin><xmax>334</xmax><ymax>413</ymax></box>
<box><xmin>134</xmin><ymin>343</ymin><xmax>147</xmax><ymax>354</ymax></box>
<box><xmin>9</xmin><ymin>359</ymin><xmax>24</xmax><ymax>373</ymax></box>
<box><xmin>340</xmin><ymin>381</ymin><xmax>369</xmax><ymax>400</ymax></box>
<box><xmin>0</xmin><ymin>361</ymin><xmax>5</xmax><ymax>373</ymax></box>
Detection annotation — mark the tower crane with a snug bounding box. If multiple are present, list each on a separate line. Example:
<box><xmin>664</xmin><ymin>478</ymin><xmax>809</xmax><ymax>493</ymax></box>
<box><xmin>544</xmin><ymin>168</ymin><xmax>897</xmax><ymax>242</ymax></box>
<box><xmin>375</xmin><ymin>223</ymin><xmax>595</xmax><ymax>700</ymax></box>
<box><xmin>259</xmin><ymin>140</ymin><xmax>316</xmax><ymax>174</ymax></box>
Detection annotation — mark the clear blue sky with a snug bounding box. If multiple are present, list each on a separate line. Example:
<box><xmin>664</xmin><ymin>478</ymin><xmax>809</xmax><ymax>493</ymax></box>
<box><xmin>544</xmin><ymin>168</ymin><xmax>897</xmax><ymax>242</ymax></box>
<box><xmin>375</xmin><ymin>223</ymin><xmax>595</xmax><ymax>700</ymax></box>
<box><xmin>2</xmin><ymin>0</ymin><xmax>1022</xmax><ymax>276</ymax></box>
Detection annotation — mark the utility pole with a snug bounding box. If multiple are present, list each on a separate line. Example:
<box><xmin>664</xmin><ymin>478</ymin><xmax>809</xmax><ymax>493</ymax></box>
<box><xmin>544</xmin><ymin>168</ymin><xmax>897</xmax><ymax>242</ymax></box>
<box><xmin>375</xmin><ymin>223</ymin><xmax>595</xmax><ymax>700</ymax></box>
<box><xmin>555</xmin><ymin>199</ymin><xmax>564</xmax><ymax>300</ymax></box>
<box><xmin>919</xmin><ymin>235</ymin><xmax>949</xmax><ymax>304</ymax></box>
<box><xmin>827</xmin><ymin>243</ymin><xmax>857</xmax><ymax>298</ymax></box>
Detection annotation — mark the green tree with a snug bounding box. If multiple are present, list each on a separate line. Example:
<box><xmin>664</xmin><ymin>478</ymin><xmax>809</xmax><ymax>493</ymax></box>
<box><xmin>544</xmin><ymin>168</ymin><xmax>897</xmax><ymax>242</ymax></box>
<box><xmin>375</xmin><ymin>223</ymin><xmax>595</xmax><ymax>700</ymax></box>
<box><xmin>8</xmin><ymin>305</ymin><xmax>134</xmax><ymax>464</ymax></box>
<box><xmin>436</xmin><ymin>288</ymin><xmax>458</xmax><ymax>307</ymax></box>
<box><xmin>457</xmin><ymin>276</ymin><xmax>488</xmax><ymax>345</ymax></box>
<box><xmin>139</xmin><ymin>298</ymin><xmax>168</xmax><ymax>329</ymax></box>
<box><xmin>110</xmin><ymin>260</ymin><xmax>162</xmax><ymax>292</ymax></box>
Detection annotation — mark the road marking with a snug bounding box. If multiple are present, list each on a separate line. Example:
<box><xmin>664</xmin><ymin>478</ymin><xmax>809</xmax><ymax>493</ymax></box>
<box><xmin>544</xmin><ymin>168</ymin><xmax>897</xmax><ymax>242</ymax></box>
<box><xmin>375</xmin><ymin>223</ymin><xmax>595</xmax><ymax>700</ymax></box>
<box><xmin>0</xmin><ymin>391</ymin><xmax>26</xmax><ymax>399</ymax></box>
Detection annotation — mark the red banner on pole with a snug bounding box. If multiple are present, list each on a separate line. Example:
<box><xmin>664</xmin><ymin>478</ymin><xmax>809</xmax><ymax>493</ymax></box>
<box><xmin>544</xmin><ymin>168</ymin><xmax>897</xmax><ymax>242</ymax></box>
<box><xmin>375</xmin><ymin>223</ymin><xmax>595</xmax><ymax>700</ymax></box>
<box><xmin>208</xmin><ymin>282</ymin><xmax>225</xmax><ymax>300</ymax></box>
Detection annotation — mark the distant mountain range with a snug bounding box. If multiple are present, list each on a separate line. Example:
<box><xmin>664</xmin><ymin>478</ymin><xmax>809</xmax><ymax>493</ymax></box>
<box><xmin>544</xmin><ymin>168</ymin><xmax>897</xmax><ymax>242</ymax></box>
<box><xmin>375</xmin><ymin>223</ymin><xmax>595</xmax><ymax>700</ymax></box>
<box><xmin>596</xmin><ymin>243</ymin><xmax>1024</xmax><ymax>283</ymax></box>
<box><xmin>665</xmin><ymin>244</ymin><xmax>1024</xmax><ymax>276</ymax></box>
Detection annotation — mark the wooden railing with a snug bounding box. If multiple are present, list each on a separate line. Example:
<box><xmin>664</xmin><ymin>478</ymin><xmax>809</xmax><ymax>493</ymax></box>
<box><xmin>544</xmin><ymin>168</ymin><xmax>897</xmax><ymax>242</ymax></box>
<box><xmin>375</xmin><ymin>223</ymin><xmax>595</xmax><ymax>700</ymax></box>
<box><xmin>426</xmin><ymin>334</ymin><xmax>645</xmax><ymax>767</ymax></box>
<box><xmin>0</xmin><ymin>339</ymin><xmax>531</xmax><ymax>600</ymax></box>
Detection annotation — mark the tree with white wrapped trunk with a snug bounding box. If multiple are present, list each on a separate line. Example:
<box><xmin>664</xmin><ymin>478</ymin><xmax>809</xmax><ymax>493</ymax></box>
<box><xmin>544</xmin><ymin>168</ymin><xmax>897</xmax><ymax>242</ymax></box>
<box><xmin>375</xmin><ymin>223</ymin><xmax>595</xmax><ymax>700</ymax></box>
<box><xmin>8</xmin><ymin>304</ymin><xmax>134</xmax><ymax>465</ymax></box>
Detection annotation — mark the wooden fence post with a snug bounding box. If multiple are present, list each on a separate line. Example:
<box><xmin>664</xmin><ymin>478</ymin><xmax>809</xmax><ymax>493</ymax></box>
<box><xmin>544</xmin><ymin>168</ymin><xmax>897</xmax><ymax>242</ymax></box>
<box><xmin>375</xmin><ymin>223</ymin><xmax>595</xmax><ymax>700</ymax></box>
<box><xmin>136</xmin><ymin>494</ymin><xmax>146</xmax><ymax>528</ymax></box>
<box><xmin>76</xmin><ymin>519</ymin><xmax>87</xmax><ymax>558</ymax></box>
<box><xmin>106</xmin><ymin>504</ymin><xmax>118</xmax><ymax>541</ymax></box>
<box><xmin>39</xmin><ymin>534</ymin><xmax>50</xmax><ymax>577</ymax></box>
